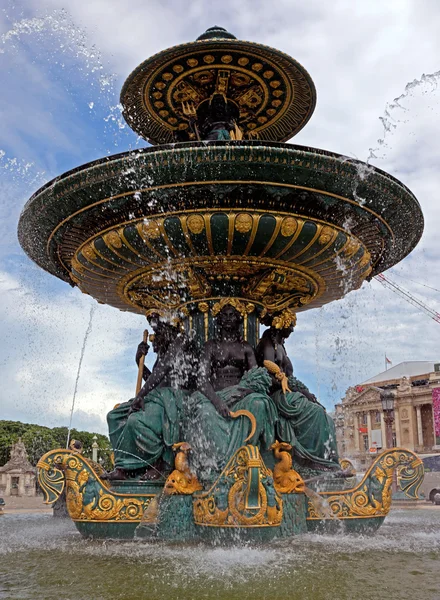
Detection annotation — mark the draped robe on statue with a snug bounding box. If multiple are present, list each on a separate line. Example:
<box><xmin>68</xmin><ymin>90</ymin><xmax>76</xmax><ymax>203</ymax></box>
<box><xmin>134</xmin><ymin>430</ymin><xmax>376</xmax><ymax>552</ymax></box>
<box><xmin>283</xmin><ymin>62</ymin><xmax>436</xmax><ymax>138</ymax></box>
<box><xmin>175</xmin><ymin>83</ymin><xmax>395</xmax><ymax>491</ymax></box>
<box><xmin>272</xmin><ymin>376</ymin><xmax>339</xmax><ymax>470</ymax></box>
<box><xmin>183</xmin><ymin>366</ymin><xmax>277</xmax><ymax>478</ymax></box>
<box><xmin>107</xmin><ymin>388</ymin><xmax>187</xmax><ymax>471</ymax></box>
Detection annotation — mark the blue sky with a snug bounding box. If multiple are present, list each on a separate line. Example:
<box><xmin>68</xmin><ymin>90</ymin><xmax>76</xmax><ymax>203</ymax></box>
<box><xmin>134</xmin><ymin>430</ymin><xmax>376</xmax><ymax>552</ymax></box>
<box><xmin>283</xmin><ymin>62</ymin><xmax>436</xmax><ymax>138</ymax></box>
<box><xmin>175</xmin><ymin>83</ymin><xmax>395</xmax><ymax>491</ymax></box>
<box><xmin>1</xmin><ymin>0</ymin><xmax>439</xmax><ymax>434</ymax></box>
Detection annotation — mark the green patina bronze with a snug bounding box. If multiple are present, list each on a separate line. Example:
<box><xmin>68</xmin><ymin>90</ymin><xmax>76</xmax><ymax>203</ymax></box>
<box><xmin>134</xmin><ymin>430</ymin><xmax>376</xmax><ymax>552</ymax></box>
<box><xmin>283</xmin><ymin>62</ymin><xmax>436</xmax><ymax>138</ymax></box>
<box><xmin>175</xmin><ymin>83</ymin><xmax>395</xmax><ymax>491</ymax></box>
<box><xmin>21</xmin><ymin>26</ymin><xmax>426</xmax><ymax>540</ymax></box>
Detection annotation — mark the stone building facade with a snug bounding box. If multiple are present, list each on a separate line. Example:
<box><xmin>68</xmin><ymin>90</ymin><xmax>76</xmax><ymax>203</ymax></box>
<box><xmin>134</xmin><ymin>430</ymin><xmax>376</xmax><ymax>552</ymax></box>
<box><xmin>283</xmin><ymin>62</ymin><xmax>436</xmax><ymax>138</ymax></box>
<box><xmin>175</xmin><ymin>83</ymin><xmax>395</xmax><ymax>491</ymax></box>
<box><xmin>334</xmin><ymin>361</ymin><xmax>440</xmax><ymax>469</ymax></box>
<box><xmin>0</xmin><ymin>438</ymin><xmax>36</xmax><ymax>497</ymax></box>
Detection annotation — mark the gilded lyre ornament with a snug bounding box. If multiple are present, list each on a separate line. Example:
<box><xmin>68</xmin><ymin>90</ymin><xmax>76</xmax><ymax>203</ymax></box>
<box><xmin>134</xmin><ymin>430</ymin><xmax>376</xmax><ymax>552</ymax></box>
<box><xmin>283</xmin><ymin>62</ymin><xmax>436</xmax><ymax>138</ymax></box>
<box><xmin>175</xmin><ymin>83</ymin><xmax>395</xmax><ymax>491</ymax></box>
<box><xmin>193</xmin><ymin>445</ymin><xmax>283</xmax><ymax>527</ymax></box>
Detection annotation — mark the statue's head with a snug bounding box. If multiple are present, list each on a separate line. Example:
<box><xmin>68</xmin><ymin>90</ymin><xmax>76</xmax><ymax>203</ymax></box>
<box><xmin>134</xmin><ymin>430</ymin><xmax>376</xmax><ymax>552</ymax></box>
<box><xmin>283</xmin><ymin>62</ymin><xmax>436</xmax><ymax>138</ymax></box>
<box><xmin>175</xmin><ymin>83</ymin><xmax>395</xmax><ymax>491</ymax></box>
<box><xmin>212</xmin><ymin>298</ymin><xmax>249</xmax><ymax>332</ymax></box>
<box><xmin>217</xmin><ymin>304</ymin><xmax>242</xmax><ymax>330</ymax></box>
<box><xmin>146</xmin><ymin>311</ymin><xmax>182</xmax><ymax>351</ymax></box>
<box><xmin>260</xmin><ymin>308</ymin><xmax>297</xmax><ymax>339</ymax></box>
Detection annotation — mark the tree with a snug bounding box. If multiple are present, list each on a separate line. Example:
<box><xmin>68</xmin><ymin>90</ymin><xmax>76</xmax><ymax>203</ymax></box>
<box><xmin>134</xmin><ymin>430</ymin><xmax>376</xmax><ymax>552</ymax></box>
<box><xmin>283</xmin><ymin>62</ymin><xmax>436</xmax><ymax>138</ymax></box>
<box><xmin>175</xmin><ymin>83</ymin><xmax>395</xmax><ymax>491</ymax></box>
<box><xmin>0</xmin><ymin>421</ymin><xmax>110</xmax><ymax>468</ymax></box>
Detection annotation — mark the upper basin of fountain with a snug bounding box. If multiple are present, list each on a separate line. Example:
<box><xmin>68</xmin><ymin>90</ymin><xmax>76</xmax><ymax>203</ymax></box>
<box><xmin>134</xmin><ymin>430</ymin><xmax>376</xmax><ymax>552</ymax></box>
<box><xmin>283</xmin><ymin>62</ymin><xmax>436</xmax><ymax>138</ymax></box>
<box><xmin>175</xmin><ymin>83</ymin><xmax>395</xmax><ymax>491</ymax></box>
<box><xmin>17</xmin><ymin>140</ymin><xmax>423</xmax><ymax>317</ymax></box>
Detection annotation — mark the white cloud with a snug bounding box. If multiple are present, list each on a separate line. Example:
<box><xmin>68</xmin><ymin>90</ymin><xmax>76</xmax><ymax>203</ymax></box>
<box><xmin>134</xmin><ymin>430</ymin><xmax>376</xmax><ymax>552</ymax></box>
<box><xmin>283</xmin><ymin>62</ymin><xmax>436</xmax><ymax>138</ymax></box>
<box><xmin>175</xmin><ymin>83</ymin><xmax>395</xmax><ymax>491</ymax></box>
<box><xmin>0</xmin><ymin>269</ymin><xmax>147</xmax><ymax>432</ymax></box>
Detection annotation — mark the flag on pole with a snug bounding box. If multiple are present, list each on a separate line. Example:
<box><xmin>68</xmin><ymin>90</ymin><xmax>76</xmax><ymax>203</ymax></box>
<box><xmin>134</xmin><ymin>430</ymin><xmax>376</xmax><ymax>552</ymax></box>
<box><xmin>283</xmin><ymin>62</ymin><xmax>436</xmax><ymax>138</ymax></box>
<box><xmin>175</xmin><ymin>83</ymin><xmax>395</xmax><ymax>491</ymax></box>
<box><xmin>386</xmin><ymin>356</ymin><xmax>392</xmax><ymax>365</ymax></box>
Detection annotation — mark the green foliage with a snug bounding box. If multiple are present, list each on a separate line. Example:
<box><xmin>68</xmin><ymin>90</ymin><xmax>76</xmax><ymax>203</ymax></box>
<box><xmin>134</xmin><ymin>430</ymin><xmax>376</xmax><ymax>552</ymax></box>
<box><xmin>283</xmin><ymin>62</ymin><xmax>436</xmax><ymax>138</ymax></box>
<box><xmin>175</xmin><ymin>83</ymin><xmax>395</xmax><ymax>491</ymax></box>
<box><xmin>0</xmin><ymin>421</ymin><xmax>111</xmax><ymax>469</ymax></box>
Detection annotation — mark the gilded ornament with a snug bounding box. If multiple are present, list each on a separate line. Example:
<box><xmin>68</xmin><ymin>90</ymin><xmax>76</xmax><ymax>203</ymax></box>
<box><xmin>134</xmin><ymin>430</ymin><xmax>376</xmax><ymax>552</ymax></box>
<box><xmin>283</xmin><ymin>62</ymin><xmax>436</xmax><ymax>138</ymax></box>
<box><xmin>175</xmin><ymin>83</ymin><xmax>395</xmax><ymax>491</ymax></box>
<box><xmin>163</xmin><ymin>443</ymin><xmax>202</xmax><ymax>495</ymax></box>
<box><xmin>154</xmin><ymin>101</ymin><xmax>164</xmax><ymax>108</ymax></box>
<box><xmin>159</xmin><ymin>110</ymin><xmax>169</xmax><ymax>118</ymax></box>
<box><xmin>198</xmin><ymin>301</ymin><xmax>209</xmax><ymax>313</ymax></box>
<box><xmin>344</xmin><ymin>238</ymin><xmax>360</xmax><ymax>256</ymax></box>
<box><xmin>280</xmin><ymin>217</ymin><xmax>298</xmax><ymax>237</ymax></box>
<box><xmin>271</xmin><ymin>99</ymin><xmax>282</xmax><ymax>107</ymax></box>
<box><xmin>339</xmin><ymin>458</ymin><xmax>356</xmax><ymax>475</ymax></box>
<box><xmin>307</xmin><ymin>449</ymin><xmax>424</xmax><ymax>520</ymax></box>
<box><xmin>234</xmin><ymin>213</ymin><xmax>253</xmax><ymax>233</ymax></box>
<box><xmin>264</xmin><ymin>361</ymin><xmax>291</xmax><ymax>395</ymax></box>
<box><xmin>211</xmin><ymin>297</ymin><xmax>248</xmax><ymax>317</ymax></box>
<box><xmin>71</xmin><ymin>256</ymin><xmax>84</xmax><ymax>273</ymax></box>
<box><xmin>263</xmin><ymin>70</ymin><xmax>274</xmax><ymax>79</ymax></box>
<box><xmin>103</xmin><ymin>230</ymin><xmax>123</xmax><ymax>249</ymax></box>
<box><xmin>82</xmin><ymin>244</ymin><xmax>97</xmax><ymax>261</ymax></box>
<box><xmin>203</xmin><ymin>55</ymin><xmax>215</xmax><ymax>63</ymax></box>
<box><xmin>172</xmin><ymin>64</ymin><xmax>184</xmax><ymax>73</ymax></box>
<box><xmin>193</xmin><ymin>445</ymin><xmax>283</xmax><ymax>528</ymax></box>
<box><xmin>261</xmin><ymin>307</ymin><xmax>297</xmax><ymax>329</ymax></box>
<box><xmin>359</xmin><ymin>252</ymin><xmax>371</xmax><ymax>267</ymax></box>
<box><xmin>142</xmin><ymin>219</ymin><xmax>161</xmax><ymax>239</ymax></box>
<box><xmin>187</xmin><ymin>58</ymin><xmax>198</xmax><ymax>67</ymax></box>
<box><xmin>273</xmin><ymin>90</ymin><xmax>284</xmax><ymax>97</ymax></box>
<box><xmin>252</xmin><ymin>63</ymin><xmax>263</xmax><ymax>71</ymax></box>
<box><xmin>37</xmin><ymin>449</ymin><xmax>154</xmax><ymax>523</ymax></box>
<box><xmin>238</xmin><ymin>57</ymin><xmax>249</xmax><ymax>66</ymax></box>
<box><xmin>221</xmin><ymin>55</ymin><xmax>233</xmax><ymax>63</ymax></box>
<box><xmin>187</xmin><ymin>214</ymin><xmax>205</xmax><ymax>234</ymax></box>
<box><xmin>155</xmin><ymin>81</ymin><xmax>166</xmax><ymax>90</ymax></box>
<box><xmin>318</xmin><ymin>226</ymin><xmax>334</xmax><ymax>245</ymax></box>
<box><xmin>162</xmin><ymin>72</ymin><xmax>173</xmax><ymax>81</ymax></box>
<box><xmin>270</xmin><ymin>81</ymin><xmax>281</xmax><ymax>88</ymax></box>
<box><xmin>266</xmin><ymin>108</ymin><xmax>276</xmax><ymax>116</ymax></box>
<box><xmin>271</xmin><ymin>440</ymin><xmax>305</xmax><ymax>494</ymax></box>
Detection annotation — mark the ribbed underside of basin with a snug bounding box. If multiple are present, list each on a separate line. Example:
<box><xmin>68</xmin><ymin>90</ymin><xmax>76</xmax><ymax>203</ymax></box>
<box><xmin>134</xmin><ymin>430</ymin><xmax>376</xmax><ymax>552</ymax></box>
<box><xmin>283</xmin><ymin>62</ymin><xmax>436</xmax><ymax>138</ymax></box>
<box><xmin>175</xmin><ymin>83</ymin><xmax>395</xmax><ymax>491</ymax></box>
<box><xmin>18</xmin><ymin>141</ymin><xmax>423</xmax><ymax>315</ymax></box>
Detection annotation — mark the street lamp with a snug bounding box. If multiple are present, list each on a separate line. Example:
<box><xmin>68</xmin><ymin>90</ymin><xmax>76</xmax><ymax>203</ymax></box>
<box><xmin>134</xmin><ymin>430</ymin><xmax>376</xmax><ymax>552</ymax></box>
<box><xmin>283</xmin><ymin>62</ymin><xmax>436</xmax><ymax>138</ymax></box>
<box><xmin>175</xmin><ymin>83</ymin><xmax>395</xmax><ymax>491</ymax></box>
<box><xmin>380</xmin><ymin>388</ymin><xmax>397</xmax><ymax>494</ymax></box>
<box><xmin>380</xmin><ymin>389</ymin><xmax>395</xmax><ymax>449</ymax></box>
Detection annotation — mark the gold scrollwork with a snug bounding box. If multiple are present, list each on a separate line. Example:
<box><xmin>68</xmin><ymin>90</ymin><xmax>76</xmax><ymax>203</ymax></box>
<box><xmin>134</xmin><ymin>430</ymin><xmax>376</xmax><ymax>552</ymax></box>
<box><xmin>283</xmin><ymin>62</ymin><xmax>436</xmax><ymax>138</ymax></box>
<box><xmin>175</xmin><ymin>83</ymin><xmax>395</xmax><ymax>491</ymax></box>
<box><xmin>307</xmin><ymin>448</ymin><xmax>424</xmax><ymax>521</ymax></box>
<box><xmin>37</xmin><ymin>449</ymin><xmax>155</xmax><ymax>523</ymax></box>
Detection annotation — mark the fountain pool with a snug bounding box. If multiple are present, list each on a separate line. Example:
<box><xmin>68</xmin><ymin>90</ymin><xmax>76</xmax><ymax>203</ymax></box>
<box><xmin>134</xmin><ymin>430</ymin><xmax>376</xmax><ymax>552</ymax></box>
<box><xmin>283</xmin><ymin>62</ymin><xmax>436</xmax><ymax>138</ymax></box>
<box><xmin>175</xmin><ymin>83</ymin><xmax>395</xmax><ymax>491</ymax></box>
<box><xmin>1</xmin><ymin>508</ymin><xmax>440</xmax><ymax>600</ymax></box>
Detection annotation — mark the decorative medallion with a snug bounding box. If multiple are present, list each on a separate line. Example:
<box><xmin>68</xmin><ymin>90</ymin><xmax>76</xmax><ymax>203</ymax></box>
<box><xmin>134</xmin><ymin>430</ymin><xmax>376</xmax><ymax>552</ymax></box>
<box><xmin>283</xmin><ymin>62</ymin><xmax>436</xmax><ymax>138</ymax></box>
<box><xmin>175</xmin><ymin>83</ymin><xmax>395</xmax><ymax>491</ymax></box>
<box><xmin>280</xmin><ymin>217</ymin><xmax>298</xmax><ymax>237</ymax></box>
<box><xmin>187</xmin><ymin>214</ymin><xmax>205</xmax><ymax>234</ymax></box>
<box><xmin>235</xmin><ymin>213</ymin><xmax>253</xmax><ymax>233</ymax></box>
<box><xmin>121</xmin><ymin>27</ymin><xmax>316</xmax><ymax>144</ymax></box>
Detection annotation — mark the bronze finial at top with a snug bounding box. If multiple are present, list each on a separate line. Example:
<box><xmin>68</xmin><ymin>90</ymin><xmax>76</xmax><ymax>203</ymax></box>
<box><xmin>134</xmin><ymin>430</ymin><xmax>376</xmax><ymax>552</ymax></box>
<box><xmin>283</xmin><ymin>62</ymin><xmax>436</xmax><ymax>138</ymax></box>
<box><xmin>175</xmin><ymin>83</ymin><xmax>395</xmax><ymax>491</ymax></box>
<box><xmin>196</xmin><ymin>26</ymin><xmax>237</xmax><ymax>41</ymax></box>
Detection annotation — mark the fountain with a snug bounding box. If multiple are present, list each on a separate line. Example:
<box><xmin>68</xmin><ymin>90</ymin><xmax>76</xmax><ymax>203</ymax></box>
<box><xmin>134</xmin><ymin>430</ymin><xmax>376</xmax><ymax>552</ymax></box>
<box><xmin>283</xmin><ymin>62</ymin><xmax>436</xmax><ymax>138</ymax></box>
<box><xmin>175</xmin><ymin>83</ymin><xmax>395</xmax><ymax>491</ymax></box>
<box><xmin>18</xmin><ymin>26</ymin><xmax>424</xmax><ymax>541</ymax></box>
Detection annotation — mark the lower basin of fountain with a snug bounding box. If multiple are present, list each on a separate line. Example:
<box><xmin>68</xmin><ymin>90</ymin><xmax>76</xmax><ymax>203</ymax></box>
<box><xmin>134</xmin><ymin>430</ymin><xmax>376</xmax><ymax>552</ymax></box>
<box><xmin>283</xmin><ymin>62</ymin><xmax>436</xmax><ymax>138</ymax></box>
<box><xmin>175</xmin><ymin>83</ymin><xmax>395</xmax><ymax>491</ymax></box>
<box><xmin>36</xmin><ymin>445</ymin><xmax>423</xmax><ymax>542</ymax></box>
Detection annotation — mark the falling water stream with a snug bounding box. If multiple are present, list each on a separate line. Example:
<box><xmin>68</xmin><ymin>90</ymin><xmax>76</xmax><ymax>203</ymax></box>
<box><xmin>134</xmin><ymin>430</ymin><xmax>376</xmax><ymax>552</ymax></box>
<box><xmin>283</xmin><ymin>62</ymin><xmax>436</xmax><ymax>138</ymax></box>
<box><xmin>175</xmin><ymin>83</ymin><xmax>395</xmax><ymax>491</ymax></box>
<box><xmin>66</xmin><ymin>303</ymin><xmax>96</xmax><ymax>449</ymax></box>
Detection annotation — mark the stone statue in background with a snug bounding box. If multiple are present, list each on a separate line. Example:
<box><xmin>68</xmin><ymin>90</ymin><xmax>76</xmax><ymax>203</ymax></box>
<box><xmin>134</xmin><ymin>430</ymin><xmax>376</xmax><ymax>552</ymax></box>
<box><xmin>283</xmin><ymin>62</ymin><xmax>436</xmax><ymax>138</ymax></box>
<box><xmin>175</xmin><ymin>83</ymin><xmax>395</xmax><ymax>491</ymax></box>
<box><xmin>256</xmin><ymin>309</ymin><xmax>340</xmax><ymax>471</ymax></box>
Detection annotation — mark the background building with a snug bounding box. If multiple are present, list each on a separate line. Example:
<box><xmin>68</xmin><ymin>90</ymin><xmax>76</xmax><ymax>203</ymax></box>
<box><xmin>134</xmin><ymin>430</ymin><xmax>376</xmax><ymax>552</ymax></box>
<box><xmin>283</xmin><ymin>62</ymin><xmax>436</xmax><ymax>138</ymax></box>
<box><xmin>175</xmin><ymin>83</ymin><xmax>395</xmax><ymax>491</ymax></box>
<box><xmin>0</xmin><ymin>438</ymin><xmax>36</xmax><ymax>497</ymax></box>
<box><xmin>334</xmin><ymin>361</ymin><xmax>440</xmax><ymax>469</ymax></box>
